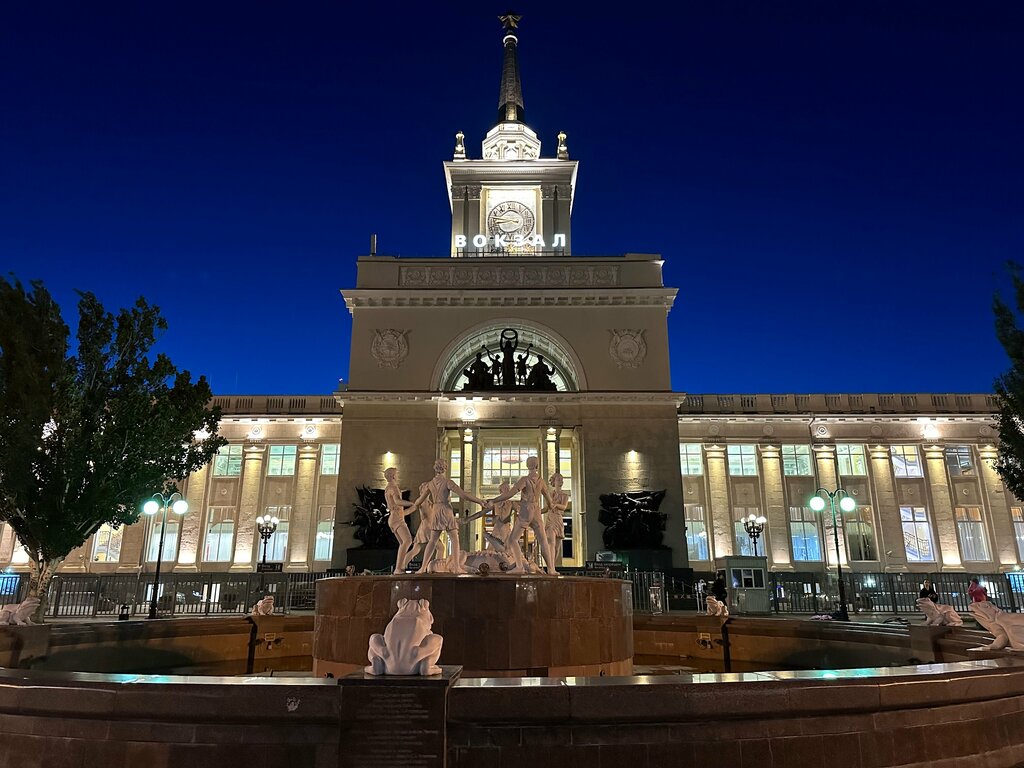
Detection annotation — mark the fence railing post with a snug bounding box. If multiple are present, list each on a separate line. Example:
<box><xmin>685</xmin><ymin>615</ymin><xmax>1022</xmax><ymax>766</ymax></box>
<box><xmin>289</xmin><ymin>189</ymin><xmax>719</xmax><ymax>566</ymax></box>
<box><xmin>888</xmin><ymin>574</ymin><xmax>899</xmax><ymax>614</ymax></box>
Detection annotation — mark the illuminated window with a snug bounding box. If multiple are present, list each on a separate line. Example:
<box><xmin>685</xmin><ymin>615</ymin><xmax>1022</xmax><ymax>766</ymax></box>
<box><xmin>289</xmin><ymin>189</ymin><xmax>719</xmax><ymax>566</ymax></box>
<box><xmin>900</xmin><ymin>506</ymin><xmax>934</xmax><ymax>562</ymax></box>
<box><xmin>314</xmin><ymin>505</ymin><xmax>335</xmax><ymax>561</ymax></box>
<box><xmin>727</xmin><ymin>445</ymin><xmax>758</xmax><ymax>477</ymax></box>
<box><xmin>11</xmin><ymin>537</ymin><xmax>30</xmax><ymax>565</ymax></box>
<box><xmin>146</xmin><ymin>518</ymin><xmax>180</xmax><ymax>562</ymax></box>
<box><xmin>789</xmin><ymin>507</ymin><xmax>822</xmax><ymax>561</ymax></box>
<box><xmin>1013</xmin><ymin>508</ymin><xmax>1024</xmax><ymax>561</ymax></box>
<box><xmin>892</xmin><ymin>446</ymin><xmax>923</xmax><ymax>478</ymax></box>
<box><xmin>733</xmin><ymin>507</ymin><xmax>762</xmax><ymax>556</ymax></box>
<box><xmin>203</xmin><ymin>507</ymin><xmax>235</xmax><ymax>562</ymax></box>
<box><xmin>946</xmin><ymin>446</ymin><xmax>974</xmax><ymax>477</ymax></box>
<box><xmin>91</xmin><ymin>524</ymin><xmax>123</xmax><ymax>563</ymax></box>
<box><xmin>782</xmin><ymin>445</ymin><xmax>813</xmax><ymax>476</ymax></box>
<box><xmin>481</xmin><ymin>439</ymin><xmax>537</xmax><ymax>487</ymax></box>
<box><xmin>213</xmin><ymin>444</ymin><xmax>243</xmax><ymax>476</ymax></box>
<box><xmin>558</xmin><ymin>448</ymin><xmax>573</xmax><ymax>483</ymax></box>
<box><xmin>954</xmin><ymin>507</ymin><xmax>990</xmax><ymax>561</ymax></box>
<box><xmin>262</xmin><ymin>507</ymin><xmax>290</xmax><ymax>562</ymax></box>
<box><xmin>321</xmin><ymin>444</ymin><xmax>340</xmax><ymax>476</ymax></box>
<box><xmin>846</xmin><ymin>506</ymin><xmax>876</xmax><ymax>561</ymax></box>
<box><xmin>679</xmin><ymin>444</ymin><xmax>703</xmax><ymax>476</ymax></box>
<box><xmin>837</xmin><ymin>444</ymin><xmax>867</xmax><ymax>476</ymax></box>
<box><xmin>267</xmin><ymin>445</ymin><xmax>297</xmax><ymax>476</ymax></box>
<box><xmin>685</xmin><ymin>504</ymin><xmax>709</xmax><ymax>560</ymax></box>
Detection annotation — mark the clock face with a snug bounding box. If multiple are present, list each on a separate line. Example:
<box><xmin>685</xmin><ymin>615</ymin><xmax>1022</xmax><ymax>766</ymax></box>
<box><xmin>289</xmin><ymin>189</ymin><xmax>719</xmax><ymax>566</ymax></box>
<box><xmin>487</xmin><ymin>200</ymin><xmax>535</xmax><ymax>239</ymax></box>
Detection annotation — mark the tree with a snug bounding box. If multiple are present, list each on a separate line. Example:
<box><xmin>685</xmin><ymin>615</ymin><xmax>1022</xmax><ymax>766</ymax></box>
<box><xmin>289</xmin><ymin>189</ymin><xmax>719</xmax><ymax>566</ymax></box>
<box><xmin>994</xmin><ymin>263</ymin><xmax>1024</xmax><ymax>499</ymax></box>
<box><xmin>0</xmin><ymin>277</ymin><xmax>225</xmax><ymax>615</ymax></box>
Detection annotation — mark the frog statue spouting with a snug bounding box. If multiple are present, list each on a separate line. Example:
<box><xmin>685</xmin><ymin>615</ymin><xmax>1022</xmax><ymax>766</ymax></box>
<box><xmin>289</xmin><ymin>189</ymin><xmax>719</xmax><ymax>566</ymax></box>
<box><xmin>365</xmin><ymin>598</ymin><xmax>444</xmax><ymax>676</ymax></box>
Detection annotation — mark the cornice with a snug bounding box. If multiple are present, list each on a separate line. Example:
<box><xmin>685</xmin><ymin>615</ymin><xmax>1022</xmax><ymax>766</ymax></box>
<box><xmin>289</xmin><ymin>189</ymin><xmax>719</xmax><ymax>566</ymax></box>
<box><xmin>342</xmin><ymin>288</ymin><xmax>677</xmax><ymax>311</ymax></box>
<box><xmin>338</xmin><ymin>391</ymin><xmax>681</xmax><ymax>406</ymax></box>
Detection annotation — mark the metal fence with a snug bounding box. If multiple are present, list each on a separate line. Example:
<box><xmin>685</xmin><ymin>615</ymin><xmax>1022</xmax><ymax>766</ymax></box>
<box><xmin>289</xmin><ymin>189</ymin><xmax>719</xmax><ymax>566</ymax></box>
<box><xmin>692</xmin><ymin>570</ymin><xmax>1023</xmax><ymax>615</ymax></box>
<box><xmin>4</xmin><ymin>568</ymin><xmax>1016</xmax><ymax>618</ymax></box>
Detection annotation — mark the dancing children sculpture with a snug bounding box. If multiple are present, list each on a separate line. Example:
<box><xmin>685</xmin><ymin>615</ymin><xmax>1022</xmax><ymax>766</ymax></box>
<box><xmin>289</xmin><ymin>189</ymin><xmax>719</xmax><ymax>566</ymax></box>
<box><xmin>384</xmin><ymin>467</ymin><xmax>418</xmax><ymax>573</ymax></box>
<box><xmin>544</xmin><ymin>473</ymin><xmax>568</xmax><ymax>569</ymax></box>
<box><xmin>410</xmin><ymin>459</ymin><xmax>489</xmax><ymax>575</ymax></box>
<box><xmin>487</xmin><ymin>455</ymin><xmax>560</xmax><ymax>575</ymax></box>
<box><xmin>404</xmin><ymin>481</ymin><xmax>437</xmax><ymax>572</ymax></box>
<box><xmin>484</xmin><ymin>481</ymin><xmax>517</xmax><ymax>552</ymax></box>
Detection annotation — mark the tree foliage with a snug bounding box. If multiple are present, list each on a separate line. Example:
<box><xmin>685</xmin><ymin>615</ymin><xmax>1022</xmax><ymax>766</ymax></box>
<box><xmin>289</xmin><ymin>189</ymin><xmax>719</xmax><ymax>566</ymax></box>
<box><xmin>0</xmin><ymin>277</ymin><xmax>225</xmax><ymax>597</ymax></box>
<box><xmin>994</xmin><ymin>263</ymin><xmax>1024</xmax><ymax>500</ymax></box>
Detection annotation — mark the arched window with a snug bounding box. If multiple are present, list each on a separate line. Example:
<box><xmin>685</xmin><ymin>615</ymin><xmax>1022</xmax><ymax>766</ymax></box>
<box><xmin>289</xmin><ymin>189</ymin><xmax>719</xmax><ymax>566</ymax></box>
<box><xmin>436</xmin><ymin>324</ymin><xmax>582</xmax><ymax>392</ymax></box>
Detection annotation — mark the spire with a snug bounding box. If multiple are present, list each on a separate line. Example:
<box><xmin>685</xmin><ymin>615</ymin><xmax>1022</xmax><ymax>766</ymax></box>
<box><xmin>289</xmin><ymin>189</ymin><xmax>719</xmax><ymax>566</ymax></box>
<box><xmin>497</xmin><ymin>13</ymin><xmax>524</xmax><ymax>124</ymax></box>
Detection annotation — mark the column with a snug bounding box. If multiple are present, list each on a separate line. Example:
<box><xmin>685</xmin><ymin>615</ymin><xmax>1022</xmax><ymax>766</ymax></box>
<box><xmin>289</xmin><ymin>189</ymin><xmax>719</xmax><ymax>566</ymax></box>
<box><xmin>870</xmin><ymin>445</ymin><xmax>907</xmax><ymax>572</ymax></box>
<box><xmin>232</xmin><ymin>444</ymin><xmax>265</xmax><ymax>571</ymax></box>
<box><xmin>759</xmin><ymin>444</ymin><xmax>790</xmax><ymax>569</ymax></box>
<box><xmin>177</xmin><ymin>465</ymin><xmax>209</xmax><ymax>571</ymax></box>
<box><xmin>924</xmin><ymin>445</ymin><xmax>963</xmax><ymax>571</ymax></box>
<box><xmin>288</xmin><ymin>445</ymin><xmax>319</xmax><ymax>572</ymax></box>
<box><xmin>814</xmin><ymin>445</ymin><xmax>847</xmax><ymax>568</ymax></box>
<box><xmin>704</xmin><ymin>445</ymin><xmax>732</xmax><ymax>560</ymax></box>
<box><xmin>978</xmin><ymin>444</ymin><xmax>1019</xmax><ymax>569</ymax></box>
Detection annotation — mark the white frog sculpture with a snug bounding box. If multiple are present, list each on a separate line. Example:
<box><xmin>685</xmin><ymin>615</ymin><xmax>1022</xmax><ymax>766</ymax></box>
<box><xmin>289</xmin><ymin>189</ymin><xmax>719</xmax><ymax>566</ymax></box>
<box><xmin>0</xmin><ymin>598</ymin><xmax>40</xmax><ymax>626</ymax></box>
<box><xmin>916</xmin><ymin>598</ymin><xmax>963</xmax><ymax>626</ymax></box>
<box><xmin>365</xmin><ymin>598</ymin><xmax>443</xmax><ymax>676</ymax></box>
<box><xmin>705</xmin><ymin>596</ymin><xmax>729</xmax><ymax>617</ymax></box>
<box><xmin>968</xmin><ymin>601</ymin><xmax>1024</xmax><ymax>651</ymax></box>
<box><xmin>250</xmin><ymin>595</ymin><xmax>275</xmax><ymax>616</ymax></box>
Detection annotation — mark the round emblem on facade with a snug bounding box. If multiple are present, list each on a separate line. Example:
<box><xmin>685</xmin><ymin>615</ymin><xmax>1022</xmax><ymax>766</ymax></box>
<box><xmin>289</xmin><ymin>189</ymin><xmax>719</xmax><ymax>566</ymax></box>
<box><xmin>763</xmin><ymin>424</ymin><xmax>775</xmax><ymax>436</ymax></box>
<box><xmin>371</xmin><ymin>329</ymin><xmax>409</xmax><ymax>369</ymax></box>
<box><xmin>870</xmin><ymin>425</ymin><xmax>883</xmax><ymax>437</ymax></box>
<box><xmin>608</xmin><ymin>329</ymin><xmax>647</xmax><ymax>369</ymax></box>
<box><xmin>815</xmin><ymin>425</ymin><xmax>829</xmax><ymax>437</ymax></box>
<box><xmin>979</xmin><ymin>425</ymin><xmax>994</xmax><ymax>437</ymax></box>
<box><xmin>544</xmin><ymin>404</ymin><xmax>557</xmax><ymax>418</ymax></box>
<box><xmin>708</xmin><ymin>424</ymin><xmax>721</xmax><ymax>436</ymax></box>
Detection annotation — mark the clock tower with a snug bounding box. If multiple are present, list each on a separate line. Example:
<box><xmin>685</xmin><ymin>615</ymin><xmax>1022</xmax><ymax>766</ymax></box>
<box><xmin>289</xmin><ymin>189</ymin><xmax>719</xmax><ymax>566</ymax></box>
<box><xmin>444</xmin><ymin>14</ymin><xmax>577</xmax><ymax>257</ymax></box>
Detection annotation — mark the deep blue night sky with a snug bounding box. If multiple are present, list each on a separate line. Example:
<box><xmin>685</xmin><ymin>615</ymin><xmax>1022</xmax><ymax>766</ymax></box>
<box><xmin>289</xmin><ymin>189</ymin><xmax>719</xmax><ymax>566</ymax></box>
<box><xmin>1</xmin><ymin>2</ymin><xmax>1020</xmax><ymax>395</ymax></box>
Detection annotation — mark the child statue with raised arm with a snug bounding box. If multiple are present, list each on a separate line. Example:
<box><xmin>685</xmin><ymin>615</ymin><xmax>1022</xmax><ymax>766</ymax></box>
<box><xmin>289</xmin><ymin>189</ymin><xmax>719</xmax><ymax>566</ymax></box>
<box><xmin>410</xmin><ymin>458</ymin><xmax>489</xmax><ymax>575</ymax></box>
<box><xmin>487</xmin><ymin>455</ymin><xmax>559</xmax><ymax>576</ymax></box>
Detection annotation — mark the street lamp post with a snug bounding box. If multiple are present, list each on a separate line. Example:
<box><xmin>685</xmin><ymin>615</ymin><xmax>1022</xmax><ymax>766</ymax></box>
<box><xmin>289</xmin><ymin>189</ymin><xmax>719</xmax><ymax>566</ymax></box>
<box><xmin>143</xmin><ymin>492</ymin><xmax>189</xmax><ymax>620</ymax></box>
<box><xmin>742</xmin><ymin>513</ymin><xmax>768</xmax><ymax>557</ymax></box>
<box><xmin>256</xmin><ymin>514</ymin><xmax>279</xmax><ymax>569</ymax></box>
<box><xmin>809</xmin><ymin>488</ymin><xmax>857</xmax><ymax>622</ymax></box>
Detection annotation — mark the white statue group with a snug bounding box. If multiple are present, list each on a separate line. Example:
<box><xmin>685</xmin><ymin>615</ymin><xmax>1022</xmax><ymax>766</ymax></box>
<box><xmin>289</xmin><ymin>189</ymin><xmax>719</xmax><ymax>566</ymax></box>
<box><xmin>384</xmin><ymin>455</ymin><xmax>567</xmax><ymax>576</ymax></box>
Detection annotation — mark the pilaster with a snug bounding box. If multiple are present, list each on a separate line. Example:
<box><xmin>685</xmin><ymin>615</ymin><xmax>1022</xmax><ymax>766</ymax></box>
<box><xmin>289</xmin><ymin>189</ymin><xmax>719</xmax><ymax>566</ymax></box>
<box><xmin>176</xmin><ymin>465</ymin><xmax>209</xmax><ymax>572</ymax></box>
<box><xmin>814</xmin><ymin>445</ymin><xmax>847</xmax><ymax>568</ymax></box>
<box><xmin>232</xmin><ymin>444</ymin><xmax>265</xmax><ymax>571</ymax></box>
<box><xmin>288</xmin><ymin>445</ymin><xmax>319</xmax><ymax>572</ymax></box>
<box><xmin>924</xmin><ymin>444</ymin><xmax>963</xmax><ymax>571</ymax></box>
<box><xmin>759</xmin><ymin>444</ymin><xmax>789</xmax><ymax>569</ymax></box>
<box><xmin>704</xmin><ymin>444</ymin><xmax>732</xmax><ymax>558</ymax></box>
<box><xmin>870</xmin><ymin>445</ymin><xmax>907</xmax><ymax>572</ymax></box>
<box><xmin>977</xmin><ymin>444</ymin><xmax>1019</xmax><ymax>569</ymax></box>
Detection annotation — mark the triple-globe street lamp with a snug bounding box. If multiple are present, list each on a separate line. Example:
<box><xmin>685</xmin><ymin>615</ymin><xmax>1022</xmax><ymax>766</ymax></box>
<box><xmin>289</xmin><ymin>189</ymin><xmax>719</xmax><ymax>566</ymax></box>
<box><xmin>742</xmin><ymin>513</ymin><xmax>768</xmax><ymax>557</ymax></box>
<box><xmin>256</xmin><ymin>514</ymin><xmax>280</xmax><ymax>569</ymax></box>
<box><xmin>142</xmin><ymin>492</ymin><xmax>189</xmax><ymax>619</ymax></box>
<box><xmin>809</xmin><ymin>488</ymin><xmax>857</xmax><ymax>622</ymax></box>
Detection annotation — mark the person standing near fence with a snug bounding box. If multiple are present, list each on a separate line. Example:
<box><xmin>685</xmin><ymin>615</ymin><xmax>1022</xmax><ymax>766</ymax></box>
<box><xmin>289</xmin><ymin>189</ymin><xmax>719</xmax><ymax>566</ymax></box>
<box><xmin>711</xmin><ymin>571</ymin><xmax>728</xmax><ymax>606</ymax></box>
<box><xmin>919</xmin><ymin>579</ymin><xmax>938</xmax><ymax>602</ymax></box>
<box><xmin>968</xmin><ymin>578</ymin><xmax>989</xmax><ymax>602</ymax></box>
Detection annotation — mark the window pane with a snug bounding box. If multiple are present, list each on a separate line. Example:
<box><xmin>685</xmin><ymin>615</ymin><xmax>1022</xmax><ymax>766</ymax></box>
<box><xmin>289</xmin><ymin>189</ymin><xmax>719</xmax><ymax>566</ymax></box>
<box><xmin>955</xmin><ymin>506</ymin><xmax>990</xmax><ymax>561</ymax></box>
<box><xmin>91</xmin><ymin>524</ymin><xmax>123</xmax><ymax>563</ymax></box>
<box><xmin>837</xmin><ymin>444</ymin><xmax>867</xmax><ymax>476</ymax></box>
<box><xmin>728</xmin><ymin>445</ymin><xmax>758</xmax><ymax>477</ymax></box>
<box><xmin>213</xmin><ymin>445</ymin><xmax>243</xmax><ymax>477</ymax></box>
<box><xmin>680</xmin><ymin>443</ymin><xmax>703</xmax><ymax>476</ymax></box>
<box><xmin>946</xmin><ymin>446</ymin><xmax>974</xmax><ymax>477</ymax></box>
<box><xmin>204</xmin><ymin>507</ymin><xmax>236</xmax><ymax>562</ymax></box>
<box><xmin>146</xmin><ymin>520</ymin><xmax>179</xmax><ymax>562</ymax></box>
<box><xmin>684</xmin><ymin>504</ymin><xmax>709</xmax><ymax>560</ymax></box>
<box><xmin>789</xmin><ymin>507</ymin><xmax>821</xmax><ymax>561</ymax></box>
<box><xmin>846</xmin><ymin>506</ymin><xmax>876</xmax><ymax>561</ymax></box>
<box><xmin>892</xmin><ymin>446</ymin><xmax>923</xmax><ymax>478</ymax></box>
<box><xmin>321</xmin><ymin>444</ymin><xmax>340</xmax><ymax>476</ymax></box>
<box><xmin>782</xmin><ymin>446</ymin><xmax>813</xmax><ymax>476</ymax></box>
<box><xmin>900</xmin><ymin>506</ymin><xmax>933</xmax><ymax>561</ymax></box>
<box><xmin>268</xmin><ymin>445</ymin><xmax>297</xmax><ymax>476</ymax></box>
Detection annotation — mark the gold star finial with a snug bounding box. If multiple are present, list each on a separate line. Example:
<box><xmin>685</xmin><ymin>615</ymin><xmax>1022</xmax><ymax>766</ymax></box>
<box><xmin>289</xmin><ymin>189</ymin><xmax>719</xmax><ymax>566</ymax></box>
<box><xmin>499</xmin><ymin>12</ymin><xmax>521</xmax><ymax>32</ymax></box>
